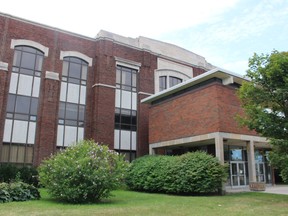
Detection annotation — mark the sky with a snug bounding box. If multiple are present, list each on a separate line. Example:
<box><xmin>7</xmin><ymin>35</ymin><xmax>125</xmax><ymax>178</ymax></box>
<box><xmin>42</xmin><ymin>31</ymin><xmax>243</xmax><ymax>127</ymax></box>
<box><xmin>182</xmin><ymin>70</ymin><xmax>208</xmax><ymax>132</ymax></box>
<box><xmin>1</xmin><ymin>0</ymin><xmax>288</xmax><ymax>75</ymax></box>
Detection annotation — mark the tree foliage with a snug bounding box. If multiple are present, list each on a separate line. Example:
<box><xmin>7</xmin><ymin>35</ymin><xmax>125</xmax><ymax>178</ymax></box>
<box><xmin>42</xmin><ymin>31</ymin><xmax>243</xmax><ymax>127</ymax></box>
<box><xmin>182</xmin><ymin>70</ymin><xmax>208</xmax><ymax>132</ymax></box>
<box><xmin>238</xmin><ymin>50</ymin><xmax>288</xmax><ymax>182</ymax></box>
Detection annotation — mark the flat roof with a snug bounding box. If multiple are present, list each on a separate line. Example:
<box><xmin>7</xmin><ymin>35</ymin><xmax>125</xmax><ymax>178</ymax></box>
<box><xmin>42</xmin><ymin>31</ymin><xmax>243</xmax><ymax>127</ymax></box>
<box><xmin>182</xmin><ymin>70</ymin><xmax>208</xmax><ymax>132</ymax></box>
<box><xmin>141</xmin><ymin>68</ymin><xmax>248</xmax><ymax>104</ymax></box>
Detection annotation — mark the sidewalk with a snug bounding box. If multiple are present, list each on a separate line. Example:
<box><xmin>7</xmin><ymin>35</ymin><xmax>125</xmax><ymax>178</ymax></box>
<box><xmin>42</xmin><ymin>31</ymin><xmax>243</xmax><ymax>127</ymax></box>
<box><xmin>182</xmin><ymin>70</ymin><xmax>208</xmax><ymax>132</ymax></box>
<box><xmin>264</xmin><ymin>185</ymin><xmax>288</xmax><ymax>195</ymax></box>
<box><xmin>226</xmin><ymin>185</ymin><xmax>288</xmax><ymax>195</ymax></box>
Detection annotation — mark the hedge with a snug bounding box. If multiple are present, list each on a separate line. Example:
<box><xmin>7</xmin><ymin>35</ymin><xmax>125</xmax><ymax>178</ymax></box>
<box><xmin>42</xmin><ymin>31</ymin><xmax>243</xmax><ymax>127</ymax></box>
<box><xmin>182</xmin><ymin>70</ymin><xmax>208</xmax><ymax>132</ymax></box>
<box><xmin>126</xmin><ymin>151</ymin><xmax>227</xmax><ymax>195</ymax></box>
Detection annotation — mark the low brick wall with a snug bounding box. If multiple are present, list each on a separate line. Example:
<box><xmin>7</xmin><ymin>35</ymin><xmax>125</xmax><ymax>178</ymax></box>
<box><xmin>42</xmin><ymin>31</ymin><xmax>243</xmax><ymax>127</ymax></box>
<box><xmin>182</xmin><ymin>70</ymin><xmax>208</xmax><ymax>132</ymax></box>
<box><xmin>249</xmin><ymin>182</ymin><xmax>266</xmax><ymax>191</ymax></box>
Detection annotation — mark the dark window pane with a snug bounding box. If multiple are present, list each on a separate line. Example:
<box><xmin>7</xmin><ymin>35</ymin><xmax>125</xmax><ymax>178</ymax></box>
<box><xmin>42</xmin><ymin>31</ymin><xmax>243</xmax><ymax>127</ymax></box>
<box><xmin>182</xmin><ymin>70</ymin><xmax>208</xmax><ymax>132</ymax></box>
<box><xmin>121</xmin><ymin>124</ymin><xmax>131</xmax><ymax>130</ymax></box>
<box><xmin>79</xmin><ymin>105</ymin><xmax>85</xmax><ymax>121</ymax></box>
<box><xmin>121</xmin><ymin>115</ymin><xmax>131</xmax><ymax>125</ymax></box>
<box><xmin>65</xmin><ymin>103</ymin><xmax>78</xmax><ymax>120</ymax></box>
<box><xmin>122</xmin><ymin>71</ymin><xmax>132</xmax><ymax>86</ymax></box>
<box><xmin>115</xmin><ymin>113</ymin><xmax>120</xmax><ymax>124</ymax></box>
<box><xmin>115</xmin><ymin>123</ymin><xmax>120</xmax><ymax>130</ymax></box>
<box><xmin>69</xmin><ymin>57</ymin><xmax>82</xmax><ymax>64</ymax></box>
<box><xmin>169</xmin><ymin>76</ymin><xmax>182</xmax><ymax>87</ymax></box>
<box><xmin>132</xmin><ymin>115</ymin><xmax>137</xmax><ymax>125</ymax></box>
<box><xmin>65</xmin><ymin>120</ymin><xmax>78</xmax><ymax>126</ymax></box>
<box><xmin>30</xmin><ymin>98</ymin><xmax>38</xmax><ymax>115</ymax></box>
<box><xmin>68</xmin><ymin>77</ymin><xmax>80</xmax><ymax>84</ymax></box>
<box><xmin>6</xmin><ymin>94</ymin><xmax>16</xmax><ymax>112</ymax></box>
<box><xmin>21</xmin><ymin>52</ymin><xmax>36</xmax><ymax>69</ymax></box>
<box><xmin>20</xmin><ymin>68</ymin><xmax>34</xmax><ymax>76</ymax></box>
<box><xmin>69</xmin><ymin>62</ymin><xmax>81</xmax><ymax>79</ymax></box>
<box><xmin>58</xmin><ymin>102</ymin><xmax>65</xmax><ymax>118</ymax></box>
<box><xmin>13</xmin><ymin>50</ymin><xmax>21</xmax><ymax>67</ymax></box>
<box><xmin>15</xmin><ymin>96</ymin><xmax>30</xmax><ymax>114</ymax></box>
<box><xmin>35</xmin><ymin>55</ymin><xmax>43</xmax><ymax>71</ymax></box>
<box><xmin>131</xmin><ymin>125</ymin><xmax>137</xmax><ymax>131</ymax></box>
<box><xmin>22</xmin><ymin>46</ymin><xmax>37</xmax><ymax>53</ymax></box>
<box><xmin>159</xmin><ymin>76</ymin><xmax>167</xmax><ymax>91</ymax></box>
<box><xmin>14</xmin><ymin>114</ymin><xmax>29</xmax><ymax>120</ymax></box>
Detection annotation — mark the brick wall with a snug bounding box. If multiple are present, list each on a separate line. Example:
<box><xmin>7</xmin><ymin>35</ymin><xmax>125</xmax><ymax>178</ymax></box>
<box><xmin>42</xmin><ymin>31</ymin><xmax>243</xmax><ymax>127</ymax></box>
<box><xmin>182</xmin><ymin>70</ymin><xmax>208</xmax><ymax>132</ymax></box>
<box><xmin>149</xmin><ymin>81</ymin><xmax>256</xmax><ymax>144</ymax></box>
<box><xmin>0</xmin><ymin>14</ymin><xmax>159</xmax><ymax>164</ymax></box>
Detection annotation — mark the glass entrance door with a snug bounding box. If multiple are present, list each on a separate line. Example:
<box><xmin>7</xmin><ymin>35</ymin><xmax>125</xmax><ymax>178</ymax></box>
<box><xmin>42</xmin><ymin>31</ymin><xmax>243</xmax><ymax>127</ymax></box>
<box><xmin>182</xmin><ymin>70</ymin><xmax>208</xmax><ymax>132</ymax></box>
<box><xmin>256</xmin><ymin>162</ymin><xmax>266</xmax><ymax>182</ymax></box>
<box><xmin>230</xmin><ymin>162</ymin><xmax>247</xmax><ymax>187</ymax></box>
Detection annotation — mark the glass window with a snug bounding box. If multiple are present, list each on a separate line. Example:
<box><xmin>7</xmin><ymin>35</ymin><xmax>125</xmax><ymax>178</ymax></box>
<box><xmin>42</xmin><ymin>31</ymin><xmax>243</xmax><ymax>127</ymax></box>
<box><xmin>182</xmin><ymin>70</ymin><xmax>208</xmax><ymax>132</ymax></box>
<box><xmin>3</xmin><ymin>46</ymin><xmax>44</xmax><ymax>164</ymax></box>
<box><xmin>15</xmin><ymin>96</ymin><xmax>30</xmax><ymax>114</ymax></box>
<box><xmin>13</xmin><ymin>50</ymin><xmax>21</xmax><ymax>67</ymax></box>
<box><xmin>12</xmin><ymin>120</ymin><xmax>28</xmax><ymax>143</ymax></box>
<box><xmin>65</xmin><ymin>103</ymin><xmax>78</xmax><ymax>120</ymax></box>
<box><xmin>115</xmin><ymin>65</ymin><xmax>138</xmax><ymax>160</ymax></box>
<box><xmin>30</xmin><ymin>98</ymin><xmax>38</xmax><ymax>115</ymax></box>
<box><xmin>21</xmin><ymin>52</ymin><xmax>36</xmax><ymax>69</ymax></box>
<box><xmin>32</xmin><ymin>77</ymin><xmax>41</xmax><ymax>97</ymax></box>
<box><xmin>57</xmin><ymin>57</ymin><xmax>88</xmax><ymax>147</ymax></box>
<box><xmin>9</xmin><ymin>73</ymin><xmax>18</xmax><ymax>94</ymax></box>
<box><xmin>6</xmin><ymin>94</ymin><xmax>16</xmax><ymax>113</ymax></box>
<box><xmin>169</xmin><ymin>76</ymin><xmax>182</xmax><ymax>87</ymax></box>
<box><xmin>159</xmin><ymin>76</ymin><xmax>167</xmax><ymax>91</ymax></box>
<box><xmin>18</xmin><ymin>74</ymin><xmax>33</xmax><ymax>96</ymax></box>
<box><xmin>69</xmin><ymin>62</ymin><xmax>81</xmax><ymax>79</ymax></box>
<box><xmin>67</xmin><ymin>83</ymin><xmax>80</xmax><ymax>103</ymax></box>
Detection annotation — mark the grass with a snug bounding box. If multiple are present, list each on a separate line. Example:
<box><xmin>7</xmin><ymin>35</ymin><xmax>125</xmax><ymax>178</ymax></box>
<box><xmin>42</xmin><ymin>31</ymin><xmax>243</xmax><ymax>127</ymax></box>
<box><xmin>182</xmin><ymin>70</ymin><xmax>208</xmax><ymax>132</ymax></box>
<box><xmin>1</xmin><ymin>189</ymin><xmax>288</xmax><ymax>216</ymax></box>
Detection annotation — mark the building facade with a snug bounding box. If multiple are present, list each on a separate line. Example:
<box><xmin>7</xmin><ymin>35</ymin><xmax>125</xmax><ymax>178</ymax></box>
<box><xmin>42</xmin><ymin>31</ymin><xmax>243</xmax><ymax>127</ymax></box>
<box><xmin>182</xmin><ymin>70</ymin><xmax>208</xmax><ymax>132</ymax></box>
<box><xmin>142</xmin><ymin>69</ymin><xmax>272</xmax><ymax>187</ymax></box>
<box><xmin>0</xmin><ymin>13</ymin><xmax>272</xmax><ymax>187</ymax></box>
<box><xmin>0</xmin><ymin>13</ymin><xmax>211</xmax><ymax>165</ymax></box>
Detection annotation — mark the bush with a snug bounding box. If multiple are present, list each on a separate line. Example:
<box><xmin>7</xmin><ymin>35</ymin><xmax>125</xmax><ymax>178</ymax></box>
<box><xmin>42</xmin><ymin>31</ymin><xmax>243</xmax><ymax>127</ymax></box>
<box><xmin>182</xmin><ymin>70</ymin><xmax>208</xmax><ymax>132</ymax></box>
<box><xmin>0</xmin><ymin>165</ymin><xmax>39</xmax><ymax>187</ymax></box>
<box><xmin>126</xmin><ymin>152</ymin><xmax>227</xmax><ymax>195</ymax></box>
<box><xmin>0</xmin><ymin>181</ymin><xmax>40</xmax><ymax>203</ymax></box>
<box><xmin>38</xmin><ymin>140</ymin><xmax>129</xmax><ymax>203</ymax></box>
<box><xmin>126</xmin><ymin>155</ymin><xmax>171</xmax><ymax>192</ymax></box>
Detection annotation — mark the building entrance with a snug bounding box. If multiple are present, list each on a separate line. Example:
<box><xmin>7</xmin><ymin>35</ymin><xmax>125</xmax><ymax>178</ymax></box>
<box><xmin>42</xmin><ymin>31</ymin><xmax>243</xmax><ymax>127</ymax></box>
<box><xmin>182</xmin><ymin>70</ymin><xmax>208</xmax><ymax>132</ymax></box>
<box><xmin>230</xmin><ymin>161</ymin><xmax>247</xmax><ymax>187</ymax></box>
<box><xmin>255</xmin><ymin>162</ymin><xmax>266</xmax><ymax>182</ymax></box>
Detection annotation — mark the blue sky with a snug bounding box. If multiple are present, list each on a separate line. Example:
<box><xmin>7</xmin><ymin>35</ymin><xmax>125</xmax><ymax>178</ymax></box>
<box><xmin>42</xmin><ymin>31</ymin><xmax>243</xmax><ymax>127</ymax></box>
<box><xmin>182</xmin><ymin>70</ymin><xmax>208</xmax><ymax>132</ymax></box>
<box><xmin>1</xmin><ymin>0</ymin><xmax>287</xmax><ymax>75</ymax></box>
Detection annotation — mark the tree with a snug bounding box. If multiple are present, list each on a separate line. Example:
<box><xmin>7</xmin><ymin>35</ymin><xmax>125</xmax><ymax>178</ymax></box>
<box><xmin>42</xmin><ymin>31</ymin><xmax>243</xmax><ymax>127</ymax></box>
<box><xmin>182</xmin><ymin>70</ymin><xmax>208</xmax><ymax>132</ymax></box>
<box><xmin>238</xmin><ymin>50</ymin><xmax>288</xmax><ymax>182</ymax></box>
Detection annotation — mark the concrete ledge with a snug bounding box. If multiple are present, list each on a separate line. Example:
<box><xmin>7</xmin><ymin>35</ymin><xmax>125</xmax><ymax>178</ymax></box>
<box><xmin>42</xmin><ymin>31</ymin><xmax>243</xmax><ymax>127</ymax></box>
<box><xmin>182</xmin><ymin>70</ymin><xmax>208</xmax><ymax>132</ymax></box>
<box><xmin>0</xmin><ymin>61</ymin><xmax>8</xmax><ymax>71</ymax></box>
<box><xmin>45</xmin><ymin>71</ymin><xmax>59</xmax><ymax>80</ymax></box>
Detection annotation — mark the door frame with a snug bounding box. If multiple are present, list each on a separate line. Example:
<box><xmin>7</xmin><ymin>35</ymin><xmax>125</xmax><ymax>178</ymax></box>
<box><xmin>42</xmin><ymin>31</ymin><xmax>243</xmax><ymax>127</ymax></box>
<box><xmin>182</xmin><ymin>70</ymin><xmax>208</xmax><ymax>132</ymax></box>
<box><xmin>230</xmin><ymin>161</ymin><xmax>247</xmax><ymax>187</ymax></box>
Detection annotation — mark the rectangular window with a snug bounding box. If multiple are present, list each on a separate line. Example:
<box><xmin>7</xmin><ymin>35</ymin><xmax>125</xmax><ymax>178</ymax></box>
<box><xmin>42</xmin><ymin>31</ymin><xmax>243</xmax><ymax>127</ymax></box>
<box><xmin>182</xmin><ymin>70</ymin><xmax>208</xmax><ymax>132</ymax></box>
<box><xmin>57</xmin><ymin>57</ymin><xmax>88</xmax><ymax>147</ymax></box>
<box><xmin>3</xmin><ymin>46</ymin><xmax>44</xmax><ymax>165</ymax></box>
<box><xmin>114</xmin><ymin>65</ymin><xmax>138</xmax><ymax>161</ymax></box>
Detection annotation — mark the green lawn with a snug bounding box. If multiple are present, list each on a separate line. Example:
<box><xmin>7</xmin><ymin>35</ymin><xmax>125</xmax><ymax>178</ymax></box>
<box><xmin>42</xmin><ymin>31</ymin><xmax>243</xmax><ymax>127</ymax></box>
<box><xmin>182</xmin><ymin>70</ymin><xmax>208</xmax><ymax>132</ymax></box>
<box><xmin>1</xmin><ymin>189</ymin><xmax>288</xmax><ymax>216</ymax></box>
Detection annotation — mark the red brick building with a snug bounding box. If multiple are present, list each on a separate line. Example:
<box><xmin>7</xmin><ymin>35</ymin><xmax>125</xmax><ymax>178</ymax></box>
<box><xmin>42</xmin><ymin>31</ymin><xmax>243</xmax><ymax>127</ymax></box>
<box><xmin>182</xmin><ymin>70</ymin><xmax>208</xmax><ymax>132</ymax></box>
<box><xmin>142</xmin><ymin>69</ymin><xmax>272</xmax><ymax>187</ymax></box>
<box><xmin>0</xmin><ymin>13</ymin><xmax>272</xmax><ymax>187</ymax></box>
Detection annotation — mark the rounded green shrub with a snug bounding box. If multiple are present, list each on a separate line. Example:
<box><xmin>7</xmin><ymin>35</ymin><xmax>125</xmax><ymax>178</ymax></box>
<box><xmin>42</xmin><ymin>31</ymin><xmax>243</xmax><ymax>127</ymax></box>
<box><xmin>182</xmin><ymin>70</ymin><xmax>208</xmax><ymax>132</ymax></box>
<box><xmin>126</xmin><ymin>152</ymin><xmax>227</xmax><ymax>195</ymax></box>
<box><xmin>126</xmin><ymin>155</ymin><xmax>171</xmax><ymax>192</ymax></box>
<box><xmin>0</xmin><ymin>181</ymin><xmax>40</xmax><ymax>203</ymax></box>
<box><xmin>38</xmin><ymin>140</ymin><xmax>129</xmax><ymax>203</ymax></box>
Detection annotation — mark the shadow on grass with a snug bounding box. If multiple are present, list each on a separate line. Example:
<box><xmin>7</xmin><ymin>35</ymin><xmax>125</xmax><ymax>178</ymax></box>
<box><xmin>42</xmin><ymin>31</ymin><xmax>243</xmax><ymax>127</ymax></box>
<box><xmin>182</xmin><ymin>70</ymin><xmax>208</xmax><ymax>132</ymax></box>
<box><xmin>39</xmin><ymin>190</ymin><xmax>125</xmax><ymax>206</ymax></box>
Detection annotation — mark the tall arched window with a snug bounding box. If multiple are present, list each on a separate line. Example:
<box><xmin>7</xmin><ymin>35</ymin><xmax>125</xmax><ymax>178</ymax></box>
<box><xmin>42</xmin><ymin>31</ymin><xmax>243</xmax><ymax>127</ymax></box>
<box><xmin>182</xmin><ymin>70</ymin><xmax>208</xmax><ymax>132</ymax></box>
<box><xmin>57</xmin><ymin>57</ymin><xmax>88</xmax><ymax>147</ymax></box>
<box><xmin>2</xmin><ymin>46</ymin><xmax>44</xmax><ymax>164</ymax></box>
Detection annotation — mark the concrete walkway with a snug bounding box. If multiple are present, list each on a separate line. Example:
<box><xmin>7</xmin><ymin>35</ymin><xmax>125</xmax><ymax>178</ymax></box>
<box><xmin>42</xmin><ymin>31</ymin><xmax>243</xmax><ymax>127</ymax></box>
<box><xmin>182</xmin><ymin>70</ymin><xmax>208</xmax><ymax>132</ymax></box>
<box><xmin>264</xmin><ymin>185</ymin><xmax>288</xmax><ymax>195</ymax></box>
<box><xmin>226</xmin><ymin>185</ymin><xmax>288</xmax><ymax>195</ymax></box>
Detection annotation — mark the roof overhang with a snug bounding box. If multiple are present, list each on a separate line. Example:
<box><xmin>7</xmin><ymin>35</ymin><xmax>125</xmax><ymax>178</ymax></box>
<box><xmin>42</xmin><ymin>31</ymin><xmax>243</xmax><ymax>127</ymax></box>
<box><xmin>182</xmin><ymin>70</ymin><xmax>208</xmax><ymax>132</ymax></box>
<box><xmin>141</xmin><ymin>68</ymin><xmax>249</xmax><ymax>104</ymax></box>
